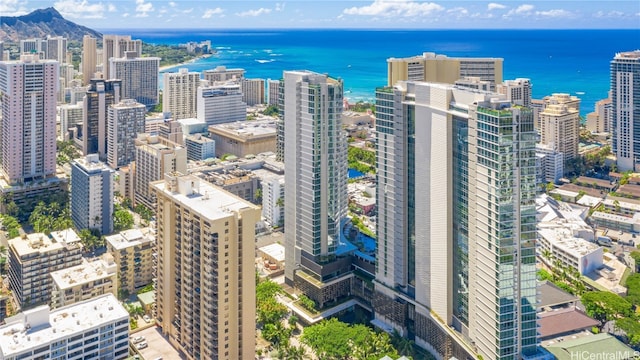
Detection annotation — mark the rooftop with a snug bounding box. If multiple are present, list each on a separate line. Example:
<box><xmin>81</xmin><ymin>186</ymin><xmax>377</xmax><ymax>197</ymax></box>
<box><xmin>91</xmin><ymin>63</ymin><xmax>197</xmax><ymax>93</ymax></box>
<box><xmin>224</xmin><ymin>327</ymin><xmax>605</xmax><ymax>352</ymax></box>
<box><xmin>259</xmin><ymin>243</ymin><xmax>285</xmax><ymax>263</ymax></box>
<box><xmin>208</xmin><ymin>119</ymin><xmax>277</xmax><ymax>138</ymax></box>
<box><xmin>0</xmin><ymin>294</ymin><xmax>127</xmax><ymax>357</ymax></box>
<box><xmin>544</xmin><ymin>333</ymin><xmax>636</xmax><ymax>360</ymax></box>
<box><xmin>151</xmin><ymin>173</ymin><xmax>259</xmax><ymax>221</ymax></box>
<box><xmin>50</xmin><ymin>256</ymin><xmax>117</xmax><ymax>290</ymax></box>
<box><xmin>538</xmin><ymin>307</ymin><xmax>599</xmax><ymax>339</ymax></box>
<box><xmin>73</xmin><ymin>154</ymin><xmax>112</xmax><ymax>174</ymax></box>
<box><xmin>538</xmin><ymin>281</ymin><xmax>579</xmax><ymax>309</ymax></box>
<box><xmin>9</xmin><ymin>232</ymin><xmax>82</xmax><ymax>257</ymax></box>
<box><xmin>105</xmin><ymin>227</ymin><xmax>154</xmax><ymax>251</ymax></box>
<box><xmin>538</xmin><ymin>227</ymin><xmax>601</xmax><ymax>257</ymax></box>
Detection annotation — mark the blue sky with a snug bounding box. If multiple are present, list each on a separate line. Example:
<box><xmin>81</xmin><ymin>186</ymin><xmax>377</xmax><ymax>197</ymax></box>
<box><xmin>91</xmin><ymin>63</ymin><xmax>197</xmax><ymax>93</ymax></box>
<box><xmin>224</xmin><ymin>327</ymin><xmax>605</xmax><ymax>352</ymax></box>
<box><xmin>2</xmin><ymin>0</ymin><xmax>639</xmax><ymax>29</ymax></box>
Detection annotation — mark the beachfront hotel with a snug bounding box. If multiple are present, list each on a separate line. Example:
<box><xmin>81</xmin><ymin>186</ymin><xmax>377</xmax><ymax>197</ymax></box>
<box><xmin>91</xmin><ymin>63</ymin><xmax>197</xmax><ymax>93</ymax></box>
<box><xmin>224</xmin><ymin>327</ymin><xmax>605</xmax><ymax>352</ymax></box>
<box><xmin>373</xmin><ymin>81</ymin><xmax>543</xmax><ymax>360</ymax></box>
<box><xmin>151</xmin><ymin>173</ymin><xmax>260</xmax><ymax>360</ymax></box>
<box><xmin>539</xmin><ymin>94</ymin><xmax>580</xmax><ymax>164</ymax></box>
<box><xmin>611</xmin><ymin>50</ymin><xmax>640</xmax><ymax>171</ymax></box>
<box><xmin>281</xmin><ymin>70</ymin><xmax>351</xmax><ymax>307</ymax></box>
<box><xmin>387</xmin><ymin>52</ymin><xmax>503</xmax><ymax>91</ymax></box>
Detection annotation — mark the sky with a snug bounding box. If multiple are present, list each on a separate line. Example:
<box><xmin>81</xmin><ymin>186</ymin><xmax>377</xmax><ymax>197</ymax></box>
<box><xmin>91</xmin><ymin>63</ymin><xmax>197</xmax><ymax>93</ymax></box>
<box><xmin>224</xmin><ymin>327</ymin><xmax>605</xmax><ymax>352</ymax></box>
<box><xmin>2</xmin><ymin>0</ymin><xmax>639</xmax><ymax>29</ymax></box>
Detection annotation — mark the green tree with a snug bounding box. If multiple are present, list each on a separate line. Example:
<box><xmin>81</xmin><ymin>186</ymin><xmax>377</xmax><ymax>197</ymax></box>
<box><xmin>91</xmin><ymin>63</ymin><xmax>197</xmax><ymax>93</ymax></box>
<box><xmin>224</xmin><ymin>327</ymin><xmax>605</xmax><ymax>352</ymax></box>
<box><xmin>113</xmin><ymin>206</ymin><xmax>134</xmax><ymax>232</ymax></box>
<box><xmin>29</xmin><ymin>201</ymin><xmax>72</xmax><ymax>235</ymax></box>
<box><xmin>276</xmin><ymin>196</ymin><xmax>284</xmax><ymax>208</ymax></box>
<box><xmin>78</xmin><ymin>228</ymin><xmax>102</xmax><ymax>251</ymax></box>
<box><xmin>262</xmin><ymin>322</ymin><xmax>292</xmax><ymax>350</ymax></box>
<box><xmin>134</xmin><ymin>203</ymin><xmax>153</xmax><ymax>221</ymax></box>
<box><xmin>297</xmin><ymin>294</ymin><xmax>316</xmax><ymax>312</ymax></box>
<box><xmin>262</xmin><ymin>104</ymin><xmax>280</xmax><ymax>117</ymax></box>
<box><xmin>581</xmin><ymin>291</ymin><xmax>633</xmax><ymax>322</ymax></box>
<box><xmin>1</xmin><ymin>215</ymin><xmax>21</xmax><ymax>238</ymax></box>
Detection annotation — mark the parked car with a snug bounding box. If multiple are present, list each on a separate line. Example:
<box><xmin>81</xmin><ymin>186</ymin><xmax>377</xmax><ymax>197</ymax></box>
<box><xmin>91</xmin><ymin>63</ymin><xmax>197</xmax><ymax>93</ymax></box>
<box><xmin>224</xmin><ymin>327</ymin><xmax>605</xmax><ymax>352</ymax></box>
<box><xmin>136</xmin><ymin>342</ymin><xmax>148</xmax><ymax>350</ymax></box>
<box><xmin>143</xmin><ymin>315</ymin><xmax>151</xmax><ymax>323</ymax></box>
<box><xmin>131</xmin><ymin>336</ymin><xmax>145</xmax><ymax>344</ymax></box>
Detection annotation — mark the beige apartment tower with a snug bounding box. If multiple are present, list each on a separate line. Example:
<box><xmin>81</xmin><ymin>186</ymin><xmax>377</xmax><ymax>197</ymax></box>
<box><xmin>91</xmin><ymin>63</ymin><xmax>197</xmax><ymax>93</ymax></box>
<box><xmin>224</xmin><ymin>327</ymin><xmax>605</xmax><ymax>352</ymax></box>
<box><xmin>82</xmin><ymin>35</ymin><xmax>97</xmax><ymax>85</ymax></box>
<box><xmin>105</xmin><ymin>228</ymin><xmax>154</xmax><ymax>294</ymax></box>
<box><xmin>163</xmin><ymin>68</ymin><xmax>201</xmax><ymax>120</ymax></box>
<box><xmin>539</xmin><ymin>93</ymin><xmax>581</xmax><ymax>164</ymax></box>
<box><xmin>387</xmin><ymin>52</ymin><xmax>503</xmax><ymax>90</ymax></box>
<box><xmin>152</xmin><ymin>173</ymin><xmax>260</xmax><ymax>360</ymax></box>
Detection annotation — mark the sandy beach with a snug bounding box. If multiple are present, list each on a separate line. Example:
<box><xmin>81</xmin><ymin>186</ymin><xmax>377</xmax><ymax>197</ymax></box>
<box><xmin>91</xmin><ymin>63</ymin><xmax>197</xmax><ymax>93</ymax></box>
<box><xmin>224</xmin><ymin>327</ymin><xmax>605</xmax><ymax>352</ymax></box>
<box><xmin>159</xmin><ymin>53</ymin><xmax>212</xmax><ymax>72</ymax></box>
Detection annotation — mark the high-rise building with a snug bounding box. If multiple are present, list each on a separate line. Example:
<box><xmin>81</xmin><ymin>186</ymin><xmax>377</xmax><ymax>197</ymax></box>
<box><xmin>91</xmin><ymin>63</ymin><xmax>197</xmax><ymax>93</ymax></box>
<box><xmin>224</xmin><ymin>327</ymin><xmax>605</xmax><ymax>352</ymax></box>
<box><xmin>267</xmin><ymin>79</ymin><xmax>281</xmax><ymax>105</ymax></box>
<box><xmin>0</xmin><ymin>294</ymin><xmax>129</xmax><ymax>360</ymax></box>
<box><xmin>586</xmin><ymin>95</ymin><xmax>613</xmax><ymax>134</ymax></box>
<box><xmin>8</xmin><ymin>230</ymin><xmax>83</xmax><ymax>309</ymax></box>
<box><xmin>202</xmin><ymin>65</ymin><xmax>245</xmax><ymax>84</ymax></box>
<box><xmin>196</xmin><ymin>84</ymin><xmax>247</xmax><ymax>125</ymax></box>
<box><xmin>102</xmin><ymin>34</ymin><xmax>142</xmax><ymax>79</ymax></box>
<box><xmin>539</xmin><ymin>93</ymin><xmax>580</xmax><ymax>164</ymax></box>
<box><xmin>282</xmin><ymin>71</ymin><xmax>349</xmax><ymax>306</ymax></box>
<box><xmin>498</xmin><ymin>78</ymin><xmax>532</xmax><ymax>107</ymax></box>
<box><xmin>82</xmin><ymin>35</ymin><xmax>97</xmax><ymax>85</ymax></box>
<box><xmin>105</xmin><ymin>228</ymin><xmax>154</xmax><ymax>294</ymax></box>
<box><xmin>71</xmin><ymin>154</ymin><xmax>114</xmax><ymax>235</ymax></box>
<box><xmin>109</xmin><ymin>53</ymin><xmax>160</xmax><ymax>108</ymax></box>
<box><xmin>59</xmin><ymin>103</ymin><xmax>84</xmax><ymax>140</ymax></box>
<box><xmin>374</xmin><ymin>81</ymin><xmax>539</xmax><ymax>360</ymax></box>
<box><xmin>46</xmin><ymin>36</ymin><xmax>67</xmax><ymax>63</ymax></box>
<box><xmin>163</xmin><ymin>68</ymin><xmax>201</xmax><ymax>120</ymax></box>
<box><xmin>262</xmin><ymin>176</ymin><xmax>285</xmax><ymax>228</ymax></box>
<box><xmin>0</xmin><ymin>55</ymin><xmax>58</xmax><ymax>185</ymax></box>
<box><xmin>151</xmin><ymin>173</ymin><xmax>260</xmax><ymax>360</ymax></box>
<box><xmin>19</xmin><ymin>38</ymin><xmax>46</xmax><ymax>58</ymax></box>
<box><xmin>185</xmin><ymin>134</ymin><xmax>215</xmax><ymax>160</ymax></box>
<box><xmin>611</xmin><ymin>51</ymin><xmax>640</xmax><ymax>171</ymax></box>
<box><xmin>159</xmin><ymin>119</ymin><xmax>185</xmax><ymax>145</ymax></box>
<box><xmin>107</xmin><ymin>99</ymin><xmax>146</xmax><ymax>169</ymax></box>
<box><xmin>241</xmin><ymin>78</ymin><xmax>265</xmax><ymax>105</ymax></box>
<box><xmin>81</xmin><ymin>78</ymin><xmax>121</xmax><ymax>158</ymax></box>
<box><xmin>134</xmin><ymin>135</ymin><xmax>187</xmax><ymax>210</ymax></box>
<box><xmin>387</xmin><ymin>52</ymin><xmax>503</xmax><ymax>90</ymax></box>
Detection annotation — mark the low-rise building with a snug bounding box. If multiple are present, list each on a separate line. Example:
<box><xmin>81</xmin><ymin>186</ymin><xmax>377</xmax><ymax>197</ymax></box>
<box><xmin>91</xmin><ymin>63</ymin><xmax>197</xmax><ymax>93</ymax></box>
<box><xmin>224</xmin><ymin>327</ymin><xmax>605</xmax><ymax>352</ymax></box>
<box><xmin>0</xmin><ymin>294</ymin><xmax>129</xmax><ymax>359</ymax></box>
<box><xmin>538</xmin><ymin>226</ymin><xmax>603</xmax><ymax>275</ymax></box>
<box><xmin>185</xmin><ymin>134</ymin><xmax>216</xmax><ymax>161</ymax></box>
<box><xmin>261</xmin><ymin>175</ymin><xmax>284</xmax><ymax>228</ymax></box>
<box><xmin>50</xmin><ymin>255</ymin><xmax>118</xmax><ymax>308</ymax></box>
<box><xmin>197</xmin><ymin>168</ymin><xmax>261</xmax><ymax>204</ymax></box>
<box><xmin>208</xmin><ymin>119</ymin><xmax>277</xmax><ymax>158</ymax></box>
<box><xmin>590</xmin><ymin>211</ymin><xmax>640</xmax><ymax>233</ymax></box>
<box><xmin>105</xmin><ymin>228</ymin><xmax>155</xmax><ymax>294</ymax></box>
<box><xmin>8</xmin><ymin>231</ymin><xmax>83</xmax><ymax>310</ymax></box>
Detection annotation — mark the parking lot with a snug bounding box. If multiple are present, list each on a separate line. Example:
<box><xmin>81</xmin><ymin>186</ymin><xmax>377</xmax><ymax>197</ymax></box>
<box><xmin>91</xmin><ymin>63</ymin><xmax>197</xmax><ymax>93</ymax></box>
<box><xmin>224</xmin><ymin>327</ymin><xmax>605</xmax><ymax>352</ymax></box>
<box><xmin>131</xmin><ymin>326</ymin><xmax>185</xmax><ymax>360</ymax></box>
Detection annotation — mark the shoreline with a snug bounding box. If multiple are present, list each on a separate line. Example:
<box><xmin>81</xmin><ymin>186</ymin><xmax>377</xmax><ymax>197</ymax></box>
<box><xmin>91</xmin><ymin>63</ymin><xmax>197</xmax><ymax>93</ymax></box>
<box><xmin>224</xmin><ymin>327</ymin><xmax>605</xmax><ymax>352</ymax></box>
<box><xmin>159</xmin><ymin>53</ymin><xmax>213</xmax><ymax>72</ymax></box>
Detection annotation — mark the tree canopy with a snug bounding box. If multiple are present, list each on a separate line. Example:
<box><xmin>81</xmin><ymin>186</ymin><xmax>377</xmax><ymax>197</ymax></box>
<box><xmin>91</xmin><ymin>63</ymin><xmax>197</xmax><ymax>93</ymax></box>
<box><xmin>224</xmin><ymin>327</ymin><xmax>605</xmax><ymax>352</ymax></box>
<box><xmin>581</xmin><ymin>291</ymin><xmax>633</xmax><ymax>322</ymax></box>
<box><xmin>29</xmin><ymin>201</ymin><xmax>73</xmax><ymax>235</ymax></box>
<box><xmin>301</xmin><ymin>318</ymin><xmax>398</xmax><ymax>360</ymax></box>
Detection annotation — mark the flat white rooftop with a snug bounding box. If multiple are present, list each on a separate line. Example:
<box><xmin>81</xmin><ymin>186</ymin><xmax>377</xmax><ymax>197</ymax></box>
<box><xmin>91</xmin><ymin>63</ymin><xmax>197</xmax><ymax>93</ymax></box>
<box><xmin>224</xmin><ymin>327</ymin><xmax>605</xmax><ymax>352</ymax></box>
<box><xmin>51</xmin><ymin>257</ymin><xmax>116</xmax><ymax>290</ymax></box>
<box><xmin>9</xmin><ymin>231</ymin><xmax>82</xmax><ymax>258</ymax></box>
<box><xmin>152</xmin><ymin>174</ymin><xmax>259</xmax><ymax>220</ymax></box>
<box><xmin>538</xmin><ymin>227</ymin><xmax>601</xmax><ymax>257</ymax></box>
<box><xmin>0</xmin><ymin>294</ymin><xmax>128</xmax><ymax>357</ymax></box>
<box><xmin>259</xmin><ymin>243</ymin><xmax>285</xmax><ymax>263</ymax></box>
<box><xmin>105</xmin><ymin>227</ymin><xmax>153</xmax><ymax>251</ymax></box>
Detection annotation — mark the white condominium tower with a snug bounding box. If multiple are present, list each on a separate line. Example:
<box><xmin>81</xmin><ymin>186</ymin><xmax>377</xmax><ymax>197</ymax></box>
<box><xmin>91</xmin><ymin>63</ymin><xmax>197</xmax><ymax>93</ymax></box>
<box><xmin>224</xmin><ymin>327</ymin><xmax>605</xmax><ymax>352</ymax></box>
<box><xmin>611</xmin><ymin>50</ymin><xmax>640</xmax><ymax>171</ymax></box>
<box><xmin>107</xmin><ymin>99</ymin><xmax>146</xmax><ymax>169</ymax></box>
<box><xmin>374</xmin><ymin>82</ymin><xmax>539</xmax><ymax>360</ymax></box>
<box><xmin>282</xmin><ymin>71</ymin><xmax>349</xmax><ymax>306</ymax></box>
<box><xmin>163</xmin><ymin>68</ymin><xmax>201</xmax><ymax>120</ymax></box>
<box><xmin>387</xmin><ymin>52</ymin><xmax>503</xmax><ymax>90</ymax></box>
<box><xmin>102</xmin><ymin>34</ymin><xmax>142</xmax><ymax>78</ymax></box>
<box><xmin>151</xmin><ymin>173</ymin><xmax>260</xmax><ymax>360</ymax></box>
<box><xmin>196</xmin><ymin>84</ymin><xmax>247</xmax><ymax>125</ymax></box>
<box><xmin>0</xmin><ymin>55</ymin><xmax>58</xmax><ymax>185</ymax></box>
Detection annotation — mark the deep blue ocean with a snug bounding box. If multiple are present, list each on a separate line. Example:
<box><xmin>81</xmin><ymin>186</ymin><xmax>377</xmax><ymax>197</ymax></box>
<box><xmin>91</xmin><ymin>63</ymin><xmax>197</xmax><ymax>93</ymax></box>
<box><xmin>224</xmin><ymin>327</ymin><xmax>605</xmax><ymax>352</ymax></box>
<box><xmin>104</xmin><ymin>29</ymin><xmax>640</xmax><ymax>116</ymax></box>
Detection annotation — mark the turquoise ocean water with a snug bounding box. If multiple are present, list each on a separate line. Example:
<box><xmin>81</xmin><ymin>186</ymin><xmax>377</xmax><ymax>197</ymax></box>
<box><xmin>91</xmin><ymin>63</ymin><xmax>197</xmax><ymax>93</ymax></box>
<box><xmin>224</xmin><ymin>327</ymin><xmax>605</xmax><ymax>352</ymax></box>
<box><xmin>104</xmin><ymin>29</ymin><xmax>640</xmax><ymax>116</ymax></box>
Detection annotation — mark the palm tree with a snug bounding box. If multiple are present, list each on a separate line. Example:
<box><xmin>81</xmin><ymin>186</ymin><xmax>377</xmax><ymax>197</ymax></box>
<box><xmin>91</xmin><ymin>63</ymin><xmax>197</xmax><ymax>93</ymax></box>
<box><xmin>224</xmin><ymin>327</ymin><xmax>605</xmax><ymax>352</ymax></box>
<box><xmin>276</xmin><ymin>197</ymin><xmax>284</xmax><ymax>208</ymax></box>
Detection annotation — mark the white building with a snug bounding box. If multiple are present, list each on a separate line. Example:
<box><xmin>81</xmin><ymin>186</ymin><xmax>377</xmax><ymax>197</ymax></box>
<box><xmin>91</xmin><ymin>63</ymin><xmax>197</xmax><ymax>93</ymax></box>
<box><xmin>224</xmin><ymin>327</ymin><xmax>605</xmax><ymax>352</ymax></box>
<box><xmin>163</xmin><ymin>68</ymin><xmax>201</xmax><ymax>120</ymax></box>
<box><xmin>70</xmin><ymin>154</ymin><xmax>114</xmax><ymax>235</ymax></box>
<box><xmin>536</xmin><ymin>144</ymin><xmax>564</xmax><ymax>184</ymax></box>
<box><xmin>497</xmin><ymin>78</ymin><xmax>532</xmax><ymax>107</ymax></box>
<box><xmin>58</xmin><ymin>104</ymin><xmax>83</xmax><ymax>141</ymax></box>
<box><xmin>196</xmin><ymin>83</ymin><xmax>247</xmax><ymax>125</ymax></box>
<box><xmin>267</xmin><ymin>79</ymin><xmax>280</xmax><ymax>105</ymax></box>
<box><xmin>185</xmin><ymin>134</ymin><xmax>215</xmax><ymax>161</ymax></box>
<box><xmin>107</xmin><ymin>99</ymin><xmax>146</xmax><ymax>169</ymax></box>
<box><xmin>261</xmin><ymin>176</ymin><xmax>285</xmax><ymax>227</ymax></box>
<box><xmin>0</xmin><ymin>294</ymin><xmax>129</xmax><ymax>360</ymax></box>
<box><xmin>538</xmin><ymin>225</ymin><xmax>603</xmax><ymax>275</ymax></box>
<box><xmin>611</xmin><ymin>51</ymin><xmax>640</xmax><ymax>171</ymax></box>
<box><xmin>50</xmin><ymin>256</ymin><xmax>118</xmax><ymax>308</ymax></box>
<box><xmin>102</xmin><ymin>34</ymin><xmax>142</xmax><ymax>79</ymax></box>
<box><xmin>539</xmin><ymin>94</ymin><xmax>581</xmax><ymax>164</ymax></box>
<box><xmin>202</xmin><ymin>65</ymin><xmax>245</xmax><ymax>84</ymax></box>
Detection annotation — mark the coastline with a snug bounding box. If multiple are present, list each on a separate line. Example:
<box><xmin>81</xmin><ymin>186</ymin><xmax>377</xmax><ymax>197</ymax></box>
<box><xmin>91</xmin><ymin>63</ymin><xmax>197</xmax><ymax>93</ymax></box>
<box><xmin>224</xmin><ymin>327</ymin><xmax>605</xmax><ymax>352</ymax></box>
<box><xmin>159</xmin><ymin>53</ymin><xmax>213</xmax><ymax>72</ymax></box>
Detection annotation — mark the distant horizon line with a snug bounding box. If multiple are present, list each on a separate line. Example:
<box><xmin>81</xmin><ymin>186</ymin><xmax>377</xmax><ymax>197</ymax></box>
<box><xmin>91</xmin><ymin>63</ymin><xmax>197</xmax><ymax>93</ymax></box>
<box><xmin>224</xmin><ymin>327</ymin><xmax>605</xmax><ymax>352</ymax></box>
<box><xmin>95</xmin><ymin>27</ymin><xmax>638</xmax><ymax>32</ymax></box>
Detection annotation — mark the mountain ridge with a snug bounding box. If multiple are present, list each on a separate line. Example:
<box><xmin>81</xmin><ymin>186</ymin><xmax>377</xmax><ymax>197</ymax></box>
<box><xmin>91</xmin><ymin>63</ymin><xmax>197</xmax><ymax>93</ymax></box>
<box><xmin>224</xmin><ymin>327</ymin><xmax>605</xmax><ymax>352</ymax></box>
<box><xmin>0</xmin><ymin>7</ymin><xmax>102</xmax><ymax>42</ymax></box>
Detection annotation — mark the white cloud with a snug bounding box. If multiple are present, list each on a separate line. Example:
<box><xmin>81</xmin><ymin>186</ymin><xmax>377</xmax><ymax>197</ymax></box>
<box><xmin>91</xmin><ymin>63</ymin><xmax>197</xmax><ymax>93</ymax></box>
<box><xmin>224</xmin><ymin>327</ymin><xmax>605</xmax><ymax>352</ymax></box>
<box><xmin>168</xmin><ymin>1</ymin><xmax>176</xmax><ymax>7</ymax></box>
<box><xmin>594</xmin><ymin>10</ymin><xmax>626</xmax><ymax>18</ymax></box>
<box><xmin>53</xmin><ymin>0</ymin><xmax>106</xmax><ymax>19</ymax></box>
<box><xmin>107</xmin><ymin>3</ymin><xmax>116</xmax><ymax>12</ymax></box>
<box><xmin>342</xmin><ymin>0</ymin><xmax>444</xmax><ymax>17</ymax></box>
<box><xmin>0</xmin><ymin>0</ymin><xmax>28</xmax><ymax>16</ymax></box>
<box><xmin>202</xmin><ymin>8</ymin><xmax>224</xmax><ymax>18</ymax></box>
<box><xmin>535</xmin><ymin>9</ymin><xmax>574</xmax><ymax>18</ymax></box>
<box><xmin>123</xmin><ymin>13</ymin><xmax>130</xmax><ymax>17</ymax></box>
<box><xmin>275</xmin><ymin>3</ymin><xmax>285</xmax><ymax>12</ymax></box>
<box><xmin>183</xmin><ymin>8</ymin><xmax>194</xmax><ymax>14</ymax></box>
<box><xmin>487</xmin><ymin>3</ymin><xmax>506</xmax><ymax>11</ymax></box>
<box><xmin>236</xmin><ymin>8</ymin><xmax>272</xmax><ymax>17</ymax></box>
<box><xmin>505</xmin><ymin>4</ymin><xmax>534</xmax><ymax>17</ymax></box>
<box><xmin>135</xmin><ymin>0</ymin><xmax>153</xmax><ymax>17</ymax></box>
<box><xmin>447</xmin><ymin>7</ymin><xmax>468</xmax><ymax>15</ymax></box>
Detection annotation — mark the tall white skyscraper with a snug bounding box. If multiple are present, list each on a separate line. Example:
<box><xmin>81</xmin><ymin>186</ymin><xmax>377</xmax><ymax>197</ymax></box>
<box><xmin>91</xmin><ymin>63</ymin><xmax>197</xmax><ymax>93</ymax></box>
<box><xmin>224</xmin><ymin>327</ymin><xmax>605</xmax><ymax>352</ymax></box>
<box><xmin>374</xmin><ymin>82</ymin><xmax>540</xmax><ymax>360</ymax></box>
<box><xmin>107</xmin><ymin>99</ymin><xmax>146</xmax><ymax>169</ymax></box>
<box><xmin>163</xmin><ymin>68</ymin><xmax>201</xmax><ymax>119</ymax></box>
<box><xmin>109</xmin><ymin>53</ymin><xmax>160</xmax><ymax>109</ymax></box>
<box><xmin>0</xmin><ymin>55</ymin><xmax>58</xmax><ymax>184</ymax></box>
<box><xmin>282</xmin><ymin>71</ymin><xmax>349</xmax><ymax>307</ymax></box>
<box><xmin>611</xmin><ymin>50</ymin><xmax>640</xmax><ymax>171</ymax></box>
<box><xmin>196</xmin><ymin>84</ymin><xmax>247</xmax><ymax>125</ymax></box>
